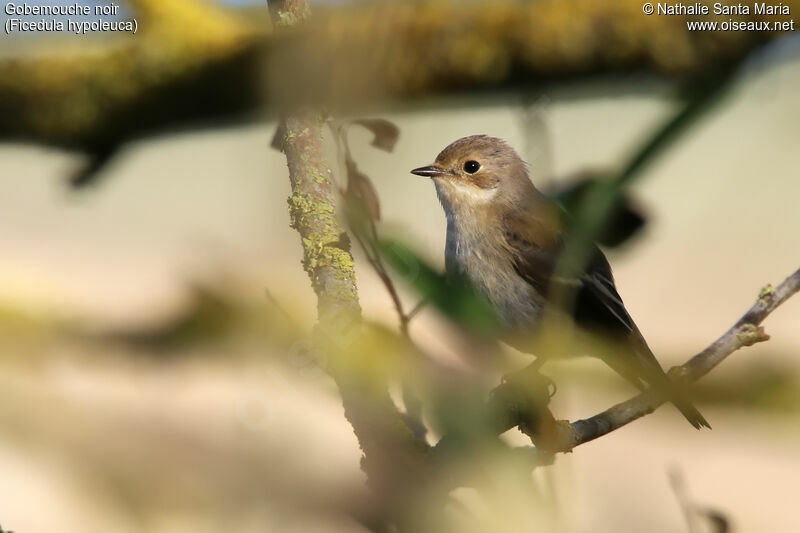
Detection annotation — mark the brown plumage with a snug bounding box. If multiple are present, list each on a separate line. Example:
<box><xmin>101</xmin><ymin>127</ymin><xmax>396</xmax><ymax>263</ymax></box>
<box><xmin>411</xmin><ymin>135</ymin><xmax>709</xmax><ymax>429</ymax></box>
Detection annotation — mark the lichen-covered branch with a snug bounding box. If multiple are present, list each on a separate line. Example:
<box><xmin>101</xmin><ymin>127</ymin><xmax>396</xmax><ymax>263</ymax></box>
<box><xmin>2</xmin><ymin>0</ymin><xmax>797</xmax><ymax>160</ymax></box>
<box><xmin>268</xmin><ymin>0</ymin><xmax>428</xmax><ymax>514</ymax></box>
<box><xmin>282</xmin><ymin>110</ymin><xmax>360</xmax><ymax>320</ymax></box>
<box><xmin>266</xmin><ymin>0</ymin><xmax>797</xmax><ymax>109</ymax></box>
<box><xmin>0</xmin><ymin>0</ymin><xmax>264</xmax><ymax>151</ymax></box>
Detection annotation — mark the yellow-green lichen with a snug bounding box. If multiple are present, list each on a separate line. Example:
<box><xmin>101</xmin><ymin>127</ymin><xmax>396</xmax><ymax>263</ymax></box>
<box><xmin>310</xmin><ymin>168</ymin><xmax>329</xmax><ymax>184</ymax></box>
<box><xmin>287</xmin><ymin>192</ymin><xmax>357</xmax><ymax>295</ymax></box>
<box><xmin>275</xmin><ymin>5</ymin><xmax>311</xmax><ymax>29</ymax></box>
<box><xmin>287</xmin><ymin>192</ymin><xmax>335</xmax><ymax>230</ymax></box>
<box><xmin>736</xmin><ymin>323</ymin><xmax>769</xmax><ymax>346</ymax></box>
<box><xmin>758</xmin><ymin>284</ymin><xmax>775</xmax><ymax>306</ymax></box>
<box><xmin>285</xmin><ymin>127</ymin><xmax>311</xmax><ymax>145</ymax></box>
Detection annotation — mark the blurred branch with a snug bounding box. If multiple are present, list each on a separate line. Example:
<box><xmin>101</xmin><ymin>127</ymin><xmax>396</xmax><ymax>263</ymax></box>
<box><xmin>269</xmin><ymin>0</ymin><xmax>796</xmax><ymax>110</ymax></box>
<box><xmin>670</xmin><ymin>469</ymin><xmax>731</xmax><ymax>533</ymax></box>
<box><xmin>566</xmin><ymin>266</ymin><xmax>800</xmax><ymax>449</ymax></box>
<box><xmin>670</xmin><ymin>469</ymin><xmax>701</xmax><ymax>533</ymax></box>
<box><xmin>554</xmin><ymin>66</ymin><xmax>737</xmax><ymax>307</ymax></box>
<box><xmin>0</xmin><ymin>0</ymin><xmax>265</xmax><ymax>180</ymax></box>
<box><xmin>2</xmin><ymin>0</ymin><xmax>797</xmax><ymax>177</ymax></box>
<box><xmin>267</xmin><ymin>0</ymin><xmax>428</xmax><ymax>518</ymax></box>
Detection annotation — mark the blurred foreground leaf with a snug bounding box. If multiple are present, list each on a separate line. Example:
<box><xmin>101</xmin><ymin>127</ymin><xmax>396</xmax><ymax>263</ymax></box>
<box><xmin>379</xmin><ymin>240</ymin><xmax>499</xmax><ymax>333</ymax></box>
<box><xmin>3</xmin><ymin>0</ymin><xmax>792</xmax><ymax>169</ymax></box>
<box><xmin>546</xmin><ymin>172</ymin><xmax>647</xmax><ymax>248</ymax></box>
<box><xmin>351</xmin><ymin>119</ymin><xmax>400</xmax><ymax>153</ymax></box>
<box><xmin>555</xmin><ymin>66</ymin><xmax>740</xmax><ymax>302</ymax></box>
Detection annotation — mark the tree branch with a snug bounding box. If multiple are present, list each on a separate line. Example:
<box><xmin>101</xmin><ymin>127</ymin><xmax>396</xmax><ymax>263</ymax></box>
<box><xmin>436</xmin><ymin>267</ymin><xmax>799</xmax><ymax>465</ymax></box>
<box><xmin>566</xmin><ymin>266</ymin><xmax>800</xmax><ymax>449</ymax></box>
<box><xmin>267</xmin><ymin>0</ymin><xmax>429</xmax><ymax>516</ymax></box>
<box><xmin>4</xmin><ymin>0</ymin><xmax>796</xmax><ymax>163</ymax></box>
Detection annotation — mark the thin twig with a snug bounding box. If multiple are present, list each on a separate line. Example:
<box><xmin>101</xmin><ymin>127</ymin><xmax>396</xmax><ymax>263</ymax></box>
<box><xmin>264</xmin><ymin>288</ymin><xmax>300</xmax><ymax>329</ymax></box>
<box><xmin>669</xmin><ymin>469</ymin><xmax>700</xmax><ymax>533</ymax></box>
<box><xmin>669</xmin><ymin>468</ymin><xmax>732</xmax><ymax>533</ymax></box>
<box><xmin>406</xmin><ymin>299</ymin><xmax>428</xmax><ymax>321</ymax></box>
<box><xmin>329</xmin><ymin>121</ymin><xmax>417</xmax><ymax>336</ymax></box>
<box><xmin>352</xmin><ymin>227</ymin><xmax>411</xmax><ymax>335</ymax></box>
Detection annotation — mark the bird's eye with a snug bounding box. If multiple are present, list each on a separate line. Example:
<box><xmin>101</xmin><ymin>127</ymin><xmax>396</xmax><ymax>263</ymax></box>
<box><xmin>463</xmin><ymin>160</ymin><xmax>481</xmax><ymax>174</ymax></box>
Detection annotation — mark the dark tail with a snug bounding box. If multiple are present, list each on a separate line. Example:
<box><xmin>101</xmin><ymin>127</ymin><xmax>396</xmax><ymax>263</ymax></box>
<box><xmin>603</xmin><ymin>333</ymin><xmax>710</xmax><ymax>430</ymax></box>
<box><xmin>674</xmin><ymin>398</ymin><xmax>710</xmax><ymax>430</ymax></box>
<box><xmin>644</xmin><ymin>366</ymin><xmax>710</xmax><ymax>430</ymax></box>
<box><xmin>628</xmin><ymin>334</ymin><xmax>710</xmax><ymax>430</ymax></box>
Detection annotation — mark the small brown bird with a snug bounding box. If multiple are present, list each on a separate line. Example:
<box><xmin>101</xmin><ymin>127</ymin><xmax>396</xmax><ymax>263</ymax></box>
<box><xmin>411</xmin><ymin>135</ymin><xmax>709</xmax><ymax>429</ymax></box>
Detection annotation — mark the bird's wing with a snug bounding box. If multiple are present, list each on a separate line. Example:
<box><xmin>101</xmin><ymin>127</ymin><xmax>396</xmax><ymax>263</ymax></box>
<box><xmin>502</xmin><ymin>210</ymin><xmax>634</xmax><ymax>336</ymax></box>
<box><xmin>503</xmin><ymin>214</ymin><xmax>649</xmax><ymax>387</ymax></box>
<box><xmin>502</xmin><ymin>210</ymin><xmax>710</xmax><ymax>429</ymax></box>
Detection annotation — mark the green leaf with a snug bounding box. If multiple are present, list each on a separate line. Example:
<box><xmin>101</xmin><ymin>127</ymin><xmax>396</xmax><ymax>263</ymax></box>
<box><xmin>379</xmin><ymin>240</ymin><xmax>499</xmax><ymax>332</ymax></box>
<box><xmin>546</xmin><ymin>171</ymin><xmax>647</xmax><ymax>248</ymax></box>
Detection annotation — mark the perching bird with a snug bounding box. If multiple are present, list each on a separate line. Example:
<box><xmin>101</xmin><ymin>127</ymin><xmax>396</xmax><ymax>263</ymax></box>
<box><xmin>411</xmin><ymin>135</ymin><xmax>709</xmax><ymax>429</ymax></box>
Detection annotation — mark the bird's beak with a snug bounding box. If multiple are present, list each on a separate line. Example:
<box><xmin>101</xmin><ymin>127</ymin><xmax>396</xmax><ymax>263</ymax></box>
<box><xmin>410</xmin><ymin>165</ymin><xmax>447</xmax><ymax>178</ymax></box>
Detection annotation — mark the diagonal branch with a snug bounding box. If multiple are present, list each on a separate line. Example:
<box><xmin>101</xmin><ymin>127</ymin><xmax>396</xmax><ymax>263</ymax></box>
<box><xmin>566</xmin><ymin>266</ymin><xmax>800</xmax><ymax>449</ymax></box>
<box><xmin>452</xmin><ymin>267</ymin><xmax>800</xmax><ymax>462</ymax></box>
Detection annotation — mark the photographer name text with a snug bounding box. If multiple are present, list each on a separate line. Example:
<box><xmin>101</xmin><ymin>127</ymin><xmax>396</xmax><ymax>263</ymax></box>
<box><xmin>655</xmin><ymin>2</ymin><xmax>789</xmax><ymax>15</ymax></box>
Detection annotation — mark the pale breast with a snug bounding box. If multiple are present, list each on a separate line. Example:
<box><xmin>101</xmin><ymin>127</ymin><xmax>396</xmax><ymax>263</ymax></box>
<box><xmin>445</xmin><ymin>217</ymin><xmax>545</xmax><ymax>329</ymax></box>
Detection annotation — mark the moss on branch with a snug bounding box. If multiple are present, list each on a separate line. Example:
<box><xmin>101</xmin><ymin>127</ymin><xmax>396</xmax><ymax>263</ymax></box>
<box><xmin>2</xmin><ymin>0</ymin><xmax>797</xmax><ymax>156</ymax></box>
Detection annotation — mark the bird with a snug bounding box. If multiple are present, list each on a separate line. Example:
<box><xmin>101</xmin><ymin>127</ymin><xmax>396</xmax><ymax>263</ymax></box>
<box><xmin>410</xmin><ymin>135</ymin><xmax>709</xmax><ymax>429</ymax></box>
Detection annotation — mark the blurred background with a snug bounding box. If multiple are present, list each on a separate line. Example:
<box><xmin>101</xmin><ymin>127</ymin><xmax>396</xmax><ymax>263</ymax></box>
<box><xmin>0</xmin><ymin>1</ymin><xmax>799</xmax><ymax>532</ymax></box>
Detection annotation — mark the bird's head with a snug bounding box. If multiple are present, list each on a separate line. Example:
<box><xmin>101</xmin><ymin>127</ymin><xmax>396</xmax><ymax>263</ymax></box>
<box><xmin>411</xmin><ymin>135</ymin><xmax>533</xmax><ymax>211</ymax></box>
